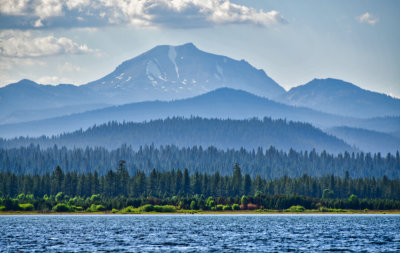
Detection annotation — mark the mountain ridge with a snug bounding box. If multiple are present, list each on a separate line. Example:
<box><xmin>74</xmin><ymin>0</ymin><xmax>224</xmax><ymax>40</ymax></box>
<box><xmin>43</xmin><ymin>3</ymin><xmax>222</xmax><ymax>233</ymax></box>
<box><xmin>279</xmin><ymin>78</ymin><xmax>400</xmax><ymax>118</ymax></box>
<box><xmin>0</xmin><ymin>87</ymin><xmax>399</xmax><ymax>154</ymax></box>
<box><xmin>0</xmin><ymin>117</ymin><xmax>353</xmax><ymax>154</ymax></box>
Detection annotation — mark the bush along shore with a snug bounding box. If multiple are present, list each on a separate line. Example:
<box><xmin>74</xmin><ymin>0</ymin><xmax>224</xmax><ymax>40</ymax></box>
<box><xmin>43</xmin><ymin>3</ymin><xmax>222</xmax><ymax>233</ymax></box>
<box><xmin>1</xmin><ymin>164</ymin><xmax>399</xmax><ymax>214</ymax></box>
<box><xmin>1</xmin><ymin>192</ymin><xmax>400</xmax><ymax>214</ymax></box>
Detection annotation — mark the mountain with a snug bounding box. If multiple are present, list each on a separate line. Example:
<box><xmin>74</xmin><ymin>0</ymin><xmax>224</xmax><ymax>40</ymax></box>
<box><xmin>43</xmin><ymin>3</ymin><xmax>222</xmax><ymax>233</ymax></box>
<box><xmin>327</xmin><ymin>127</ymin><xmax>400</xmax><ymax>154</ymax></box>
<box><xmin>0</xmin><ymin>88</ymin><xmax>353</xmax><ymax>138</ymax></box>
<box><xmin>0</xmin><ymin>87</ymin><xmax>399</xmax><ymax>154</ymax></box>
<box><xmin>85</xmin><ymin>42</ymin><xmax>285</xmax><ymax>102</ymax></box>
<box><xmin>0</xmin><ymin>117</ymin><xmax>353</xmax><ymax>154</ymax></box>
<box><xmin>0</xmin><ymin>79</ymin><xmax>108</xmax><ymax>124</ymax></box>
<box><xmin>279</xmin><ymin>78</ymin><xmax>400</xmax><ymax>118</ymax></box>
<box><xmin>0</xmin><ymin>43</ymin><xmax>285</xmax><ymax>125</ymax></box>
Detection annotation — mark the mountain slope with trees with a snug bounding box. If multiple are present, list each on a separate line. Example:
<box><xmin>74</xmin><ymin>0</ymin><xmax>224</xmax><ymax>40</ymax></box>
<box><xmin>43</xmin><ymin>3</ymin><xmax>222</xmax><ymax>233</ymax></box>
<box><xmin>0</xmin><ymin>117</ymin><xmax>352</xmax><ymax>154</ymax></box>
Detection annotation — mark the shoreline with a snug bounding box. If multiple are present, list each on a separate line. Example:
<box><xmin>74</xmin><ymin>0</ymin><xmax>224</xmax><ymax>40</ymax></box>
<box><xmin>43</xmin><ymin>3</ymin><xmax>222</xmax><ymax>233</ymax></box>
<box><xmin>1</xmin><ymin>210</ymin><xmax>400</xmax><ymax>215</ymax></box>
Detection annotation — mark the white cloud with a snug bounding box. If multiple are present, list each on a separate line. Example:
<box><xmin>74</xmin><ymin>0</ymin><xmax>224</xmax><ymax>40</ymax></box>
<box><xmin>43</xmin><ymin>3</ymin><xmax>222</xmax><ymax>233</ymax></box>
<box><xmin>0</xmin><ymin>56</ymin><xmax>46</xmax><ymax>71</ymax></box>
<box><xmin>58</xmin><ymin>62</ymin><xmax>82</xmax><ymax>73</ymax></box>
<box><xmin>0</xmin><ymin>0</ymin><xmax>30</xmax><ymax>15</ymax></box>
<box><xmin>357</xmin><ymin>12</ymin><xmax>378</xmax><ymax>25</ymax></box>
<box><xmin>0</xmin><ymin>0</ymin><xmax>286</xmax><ymax>29</ymax></box>
<box><xmin>37</xmin><ymin>75</ymin><xmax>72</xmax><ymax>84</ymax></box>
<box><xmin>0</xmin><ymin>31</ymin><xmax>95</xmax><ymax>57</ymax></box>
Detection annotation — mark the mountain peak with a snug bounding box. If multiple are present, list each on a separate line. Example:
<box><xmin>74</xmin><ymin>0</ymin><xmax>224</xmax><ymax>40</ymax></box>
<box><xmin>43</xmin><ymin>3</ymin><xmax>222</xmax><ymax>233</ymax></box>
<box><xmin>6</xmin><ymin>79</ymin><xmax>38</xmax><ymax>88</ymax></box>
<box><xmin>84</xmin><ymin>43</ymin><xmax>285</xmax><ymax>102</ymax></box>
<box><xmin>281</xmin><ymin>78</ymin><xmax>400</xmax><ymax>118</ymax></box>
<box><xmin>178</xmin><ymin>42</ymin><xmax>197</xmax><ymax>49</ymax></box>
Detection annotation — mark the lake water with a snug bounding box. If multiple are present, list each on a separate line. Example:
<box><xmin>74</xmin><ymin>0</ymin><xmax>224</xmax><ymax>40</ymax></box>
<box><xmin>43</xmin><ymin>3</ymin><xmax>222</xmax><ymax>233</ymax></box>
<box><xmin>1</xmin><ymin>214</ymin><xmax>399</xmax><ymax>252</ymax></box>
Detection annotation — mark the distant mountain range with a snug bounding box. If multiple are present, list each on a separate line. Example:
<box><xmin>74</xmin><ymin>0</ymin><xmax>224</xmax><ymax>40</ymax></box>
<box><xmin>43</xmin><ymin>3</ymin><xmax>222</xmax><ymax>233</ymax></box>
<box><xmin>0</xmin><ymin>88</ymin><xmax>399</xmax><ymax>153</ymax></box>
<box><xmin>0</xmin><ymin>43</ymin><xmax>399</xmax><ymax>154</ymax></box>
<box><xmin>1</xmin><ymin>43</ymin><xmax>399</xmax><ymax>125</ymax></box>
<box><xmin>0</xmin><ymin>117</ymin><xmax>353</xmax><ymax>154</ymax></box>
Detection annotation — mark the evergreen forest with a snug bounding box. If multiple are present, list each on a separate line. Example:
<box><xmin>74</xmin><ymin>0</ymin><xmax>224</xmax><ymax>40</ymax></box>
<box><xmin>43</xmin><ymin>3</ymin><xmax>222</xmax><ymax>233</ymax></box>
<box><xmin>1</xmin><ymin>164</ymin><xmax>399</xmax><ymax>212</ymax></box>
<box><xmin>0</xmin><ymin>144</ymin><xmax>398</xmax><ymax>178</ymax></box>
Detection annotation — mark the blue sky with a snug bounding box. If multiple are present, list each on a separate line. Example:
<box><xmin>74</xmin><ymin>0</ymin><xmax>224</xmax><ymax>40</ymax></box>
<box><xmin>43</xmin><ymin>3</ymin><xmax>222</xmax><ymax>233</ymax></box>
<box><xmin>0</xmin><ymin>0</ymin><xmax>399</xmax><ymax>97</ymax></box>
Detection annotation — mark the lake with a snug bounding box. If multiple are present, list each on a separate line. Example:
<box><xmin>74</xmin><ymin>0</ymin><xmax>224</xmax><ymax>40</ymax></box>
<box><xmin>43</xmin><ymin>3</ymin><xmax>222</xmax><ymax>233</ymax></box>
<box><xmin>1</xmin><ymin>214</ymin><xmax>399</xmax><ymax>252</ymax></box>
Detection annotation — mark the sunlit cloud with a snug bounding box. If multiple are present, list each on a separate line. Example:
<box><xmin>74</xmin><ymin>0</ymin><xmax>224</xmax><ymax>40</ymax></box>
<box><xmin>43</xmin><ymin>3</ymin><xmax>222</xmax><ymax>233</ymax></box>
<box><xmin>0</xmin><ymin>0</ymin><xmax>287</xmax><ymax>29</ymax></box>
<box><xmin>0</xmin><ymin>30</ymin><xmax>95</xmax><ymax>57</ymax></box>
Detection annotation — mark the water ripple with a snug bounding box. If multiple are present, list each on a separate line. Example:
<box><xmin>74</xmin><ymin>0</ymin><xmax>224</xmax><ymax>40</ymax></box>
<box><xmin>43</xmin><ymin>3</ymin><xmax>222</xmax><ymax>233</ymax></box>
<box><xmin>0</xmin><ymin>214</ymin><xmax>399</xmax><ymax>252</ymax></box>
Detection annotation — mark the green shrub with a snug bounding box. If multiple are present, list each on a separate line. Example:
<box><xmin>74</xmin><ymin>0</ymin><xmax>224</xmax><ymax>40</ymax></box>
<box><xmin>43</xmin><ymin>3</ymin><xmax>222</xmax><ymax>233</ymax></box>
<box><xmin>19</xmin><ymin>203</ymin><xmax>34</xmax><ymax>211</ymax></box>
<box><xmin>75</xmin><ymin>206</ymin><xmax>84</xmax><ymax>211</ymax></box>
<box><xmin>155</xmin><ymin>205</ymin><xmax>175</xmax><ymax>213</ymax></box>
<box><xmin>112</xmin><ymin>208</ymin><xmax>119</xmax><ymax>213</ymax></box>
<box><xmin>52</xmin><ymin>203</ymin><xmax>70</xmax><ymax>212</ymax></box>
<box><xmin>142</xmin><ymin>204</ymin><xmax>154</xmax><ymax>212</ymax></box>
<box><xmin>86</xmin><ymin>204</ymin><xmax>106</xmax><ymax>212</ymax></box>
<box><xmin>90</xmin><ymin>194</ymin><xmax>101</xmax><ymax>203</ymax></box>
<box><xmin>232</xmin><ymin>204</ymin><xmax>240</xmax><ymax>210</ymax></box>
<box><xmin>215</xmin><ymin>205</ymin><xmax>224</xmax><ymax>211</ymax></box>
<box><xmin>241</xmin><ymin>195</ymin><xmax>248</xmax><ymax>209</ymax></box>
<box><xmin>190</xmin><ymin>200</ymin><xmax>197</xmax><ymax>210</ymax></box>
<box><xmin>96</xmin><ymin>205</ymin><xmax>106</xmax><ymax>211</ymax></box>
<box><xmin>120</xmin><ymin>206</ymin><xmax>137</xmax><ymax>213</ymax></box>
<box><xmin>223</xmin><ymin>205</ymin><xmax>231</xmax><ymax>211</ymax></box>
<box><xmin>285</xmin><ymin>205</ymin><xmax>305</xmax><ymax>212</ymax></box>
<box><xmin>0</xmin><ymin>205</ymin><xmax>6</xmax><ymax>211</ymax></box>
<box><xmin>206</xmin><ymin>197</ymin><xmax>215</xmax><ymax>210</ymax></box>
<box><xmin>55</xmin><ymin>192</ymin><xmax>65</xmax><ymax>202</ymax></box>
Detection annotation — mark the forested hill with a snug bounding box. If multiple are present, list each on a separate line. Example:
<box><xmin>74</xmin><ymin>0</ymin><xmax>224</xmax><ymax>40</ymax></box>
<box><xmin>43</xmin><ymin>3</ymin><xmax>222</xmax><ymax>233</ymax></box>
<box><xmin>1</xmin><ymin>144</ymin><xmax>399</xmax><ymax>178</ymax></box>
<box><xmin>0</xmin><ymin>117</ymin><xmax>352</xmax><ymax>154</ymax></box>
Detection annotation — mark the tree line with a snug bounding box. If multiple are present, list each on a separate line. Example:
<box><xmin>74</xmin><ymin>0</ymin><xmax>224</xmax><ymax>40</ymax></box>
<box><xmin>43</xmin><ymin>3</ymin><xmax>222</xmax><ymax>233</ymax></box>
<box><xmin>1</xmin><ymin>164</ymin><xmax>399</xmax><ymax>201</ymax></box>
<box><xmin>1</xmin><ymin>144</ymin><xmax>399</xmax><ymax>179</ymax></box>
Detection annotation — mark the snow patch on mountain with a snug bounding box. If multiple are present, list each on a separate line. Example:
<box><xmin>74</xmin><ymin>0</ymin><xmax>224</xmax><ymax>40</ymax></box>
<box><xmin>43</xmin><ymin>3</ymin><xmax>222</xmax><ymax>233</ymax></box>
<box><xmin>146</xmin><ymin>60</ymin><xmax>162</xmax><ymax>84</ymax></box>
<box><xmin>116</xmin><ymin>73</ymin><xmax>124</xmax><ymax>80</ymax></box>
<box><xmin>168</xmin><ymin>46</ymin><xmax>180</xmax><ymax>80</ymax></box>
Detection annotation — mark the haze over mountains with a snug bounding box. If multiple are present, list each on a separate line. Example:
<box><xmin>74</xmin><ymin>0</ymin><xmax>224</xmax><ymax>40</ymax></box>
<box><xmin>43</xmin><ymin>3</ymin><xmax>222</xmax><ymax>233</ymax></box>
<box><xmin>0</xmin><ymin>43</ymin><xmax>399</xmax><ymax>154</ymax></box>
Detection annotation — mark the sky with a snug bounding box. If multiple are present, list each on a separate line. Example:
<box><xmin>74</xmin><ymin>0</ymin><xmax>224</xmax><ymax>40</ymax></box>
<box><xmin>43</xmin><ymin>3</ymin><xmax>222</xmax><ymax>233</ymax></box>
<box><xmin>0</xmin><ymin>0</ymin><xmax>399</xmax><ymax>97</ymax></box>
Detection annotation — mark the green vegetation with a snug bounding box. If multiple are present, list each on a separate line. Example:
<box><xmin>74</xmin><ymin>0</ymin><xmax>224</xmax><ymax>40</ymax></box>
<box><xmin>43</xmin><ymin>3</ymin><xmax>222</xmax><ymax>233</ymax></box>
<box><xmin>232</xmin><ymin>204</ymin><xmax>240</xmax><ymax>210</ymax></box>
<box><xmin>86</xmin><ymin>204</ymin><xmax>106</xmax><ymax>212</ymax></box>
<box><xmin>18</xmin><ymin>203</ymin><xmax>34</xmax><ymax>211</ymax></box>
<box><xmin>285</xmin><ymin>205</ymin><xmax>305</xmax><ymax>212</ymax></box>
<box><xmin>52</xmin><ymin>203</ymin><xmax>70</xmax><ymax>212</ymax></box>
<box><xmin>2</xmin><ymin>165</ymin><xmax>399</xmax><ymax>202</ymax></box>
<box><xmin>0</xmin><ymin>165</ymin><xmax>399</xmax><ymax>213</ymax></box>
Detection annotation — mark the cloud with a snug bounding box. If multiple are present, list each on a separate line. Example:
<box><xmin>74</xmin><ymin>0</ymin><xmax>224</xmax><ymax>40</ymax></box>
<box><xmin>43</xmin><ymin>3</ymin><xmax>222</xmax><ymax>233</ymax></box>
<box><xmin>0</xmin><ymin>31</ymin><xmax>95</xmax><ymax>57</ymax></box>
<box><xmin>357</xmin><ymin>12</ymin><xmax>378</xmax><ymax>25</ymax></box>
<box><xmin>58</xmin><ymin>62</ymin><xmax>82</xmax><ymax>73</ymax></box>
<box><xmin>0</xmin><ymin>0</ymin><xmax>286</xmax><ymax>29</ymax></box>
<box><xmin>37</xmin><ymin>75</ymin><xmax>72</xmax><ymax>84</ymax></box>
